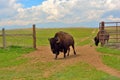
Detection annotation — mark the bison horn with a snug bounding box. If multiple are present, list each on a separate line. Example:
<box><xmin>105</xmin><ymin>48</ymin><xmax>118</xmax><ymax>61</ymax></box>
<box><xmin>56</xmin><ymin>37</ymin><xmax>60</xmax><ymax>43</ymax></box>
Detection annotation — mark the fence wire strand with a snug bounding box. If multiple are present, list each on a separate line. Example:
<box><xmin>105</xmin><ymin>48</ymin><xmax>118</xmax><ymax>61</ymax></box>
<box><xmin>0</xmin><ymin>28</ymin><xmax>34</xmax><ymax>48</ymax></box>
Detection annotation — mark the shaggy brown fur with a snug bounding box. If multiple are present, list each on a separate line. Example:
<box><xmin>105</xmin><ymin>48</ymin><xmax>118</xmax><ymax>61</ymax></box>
<box><xmin>49</xmin><ymin>31</ymin><xmax>76</xmax><ymax>59</ymax></box>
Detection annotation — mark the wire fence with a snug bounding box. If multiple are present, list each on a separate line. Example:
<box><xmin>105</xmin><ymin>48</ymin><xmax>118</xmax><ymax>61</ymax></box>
<box><xmin>99</xmin><ymin>22</ymin><xmax>120</xmax><ymax>48</ymax></box>
<box><xmin>0</xmin><ymin>25</ymin><xmax>36</xmax><ymax>49</ymax></box>
<box><xmin>0</xmin><ymin>26</ymin><xmax>96</xmax><ymax>48</ymax></box>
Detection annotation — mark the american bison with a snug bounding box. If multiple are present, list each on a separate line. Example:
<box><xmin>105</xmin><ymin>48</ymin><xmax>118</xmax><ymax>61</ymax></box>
<box><xmin>94</xmin><ymin>30</ymin><xmax>109</xmax><ymax>46</ymax></box>
<box><xmin>48</xmin><ymin>31</ymin><xmax>76</xmax><ymax>59</ymax></box>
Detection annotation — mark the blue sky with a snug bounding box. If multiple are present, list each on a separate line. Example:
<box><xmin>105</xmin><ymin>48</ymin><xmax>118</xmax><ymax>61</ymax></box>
<box><xmin>17</xmin><ymin>0</ymin><xmax>45</xmax><ymax>8</ymax></box>
<box><xmin>0</xmin><ymin>0</ymin><xmax>120</xmax><ymax>29</ymax></box>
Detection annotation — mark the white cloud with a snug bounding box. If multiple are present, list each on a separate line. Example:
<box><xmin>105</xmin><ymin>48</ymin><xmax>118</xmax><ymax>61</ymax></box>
<box><xmin>108</xmin><ymin>15</ymin><xmax>118</xmax><ymax>20</ymax></box>
<box><xmin>105</xmin><ymin>0</ymin><xmax>120</xmax><ymax>10</ymax></box>
<box><xmin>0</xmin><ymin>0</ymin><xmax>120</xmax><ymax>27</ymax></box>
<box><xmin>103</xmin><ymin>15</ymin><xmax>120</xmax><ymax>21</ymax></box>
<box><xmin>0</xmin><ymin>0</ymin><xmax>22</xmax><ymax>18</ymax></box>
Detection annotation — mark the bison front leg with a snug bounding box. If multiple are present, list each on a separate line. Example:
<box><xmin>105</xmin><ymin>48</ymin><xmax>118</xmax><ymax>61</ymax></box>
<box><xmin>64</xmin><ymin>53</ymin><xmax>66</xmax><ymax>58</ymax></box>
<box><xmin>55</xmin><ymin>53</ymin><xmax>59</xmax><ymax>59</ymax></box>
<box><xmin>63</xmin><ymin>49</ymin><xmax>67</xmax><ymax>58</ymax></box>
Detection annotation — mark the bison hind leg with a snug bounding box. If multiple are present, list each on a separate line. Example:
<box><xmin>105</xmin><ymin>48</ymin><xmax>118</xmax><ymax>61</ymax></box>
<box><xmin>67</xmin><ymin>47</ymin><xmax>70</xmax><ymax>56</ymax></box>
<box><xmin>63</xmin><ymin>49</ymin><xmax>67</xmax><ymax>58</ymax></box>
<box><xmin>72</xmin><ymin>45</ymin><xmax>76</xmax><ymax>55</ymax></box>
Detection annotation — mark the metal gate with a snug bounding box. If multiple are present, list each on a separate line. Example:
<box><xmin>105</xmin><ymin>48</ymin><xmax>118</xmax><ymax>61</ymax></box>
<box><xmin>99</xmin><ymin>21</ymin><xmax>120</xmax><ymax>48</ymax></box>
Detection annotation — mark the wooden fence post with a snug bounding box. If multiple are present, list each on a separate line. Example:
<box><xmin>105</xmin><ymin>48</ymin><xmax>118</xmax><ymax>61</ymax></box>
<box><xmin>99</xmin><ymin>21</ymin><xmax>105</xmax><ymax>46</ymax></box>
<box><xmin>101</xmin><ymin>21</ymin><xmax>105</xmax><ymax>30</ymax></box>
<box><xmin>2</xmin><ymin>28</ymin><xmax>6</xmax><ymax>48</ymax></box>
<box><xmin>33</xmin><ymin>24</ymin><xmax>36</xmax><ymax>49</ymax></box>
<box><xmin>116</xmin><ymin>23</ymin><xmax>118</xmax><ymax>43</ymax></box>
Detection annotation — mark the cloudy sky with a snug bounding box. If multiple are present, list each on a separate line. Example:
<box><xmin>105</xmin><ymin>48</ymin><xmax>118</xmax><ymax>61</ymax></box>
<box><xmin>0</xmin><ymin>0</ymin><xmax>120</xmax><ymax>29</ymax></box>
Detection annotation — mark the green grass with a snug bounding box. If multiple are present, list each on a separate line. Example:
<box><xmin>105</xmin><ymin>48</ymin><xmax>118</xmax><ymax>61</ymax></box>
<box><xmin>0</xmin><ymin>28</ymin><xmax>96</xmax><ymax>47</ymax></box>
<box><xmin>97</xmin><ymin>47</ymin><xmax>120</xmax><ymax>71</ymax></box>
<box><xmin>36</xmin><ymin>28</ymin><xmax>96</xmax><ymax>46</ymax></box>
<box><xmin>102</xmin><ymin>55</ymin><xmax>120</xmax><ymax>71</ymax></box>
<box><xmin>0</xmin><ymin>46</ymin><xmax>34</xmax><ymax>67</ymax></box>
<box><xmin>0</xmin><ymin>61</ymin><xmax>59</xmax><ymax>80</ymax></box>
<box><xmin>46</xmin><ymin>62</ymin><xmax>119</xmax><ymax>80</ymax></box>
<box><xmin>0</xmin><ymin>62</ymin><xmax>119</xmax><ymax>80</ymax></box>
<box><xmin>0</xmin><ymin>29</ymin><xmax>33</xmax><ymax>47</ymax></box>
<box><xmin>97</xmin><ymin>47</ymin><xmax>120</xmax><ymax>55</ymax></box>
<box><xmin>0</xmin><ymin>28</ymin><xmax>120</xmax><ymax>79</ymax></box>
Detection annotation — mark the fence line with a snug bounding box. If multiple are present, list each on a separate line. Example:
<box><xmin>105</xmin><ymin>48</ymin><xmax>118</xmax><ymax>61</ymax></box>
<box><xmin>99</xmin><ymin>21</ymin><xmax>120</xmax><ymax>48</ymax></box>
<box><xmin>2</xmin><ymin>28</ymin><xmax>6</xmax><ymax>48</ymax></box>
<box><xmin>0</xmin><ymin>24</ymin><xmax>36</xmax><ymax>49</ymax></box>
<box><xmin>33</xmin><ymin>24</ymin><xmax>36</xmax><ymax>49</ymax></box>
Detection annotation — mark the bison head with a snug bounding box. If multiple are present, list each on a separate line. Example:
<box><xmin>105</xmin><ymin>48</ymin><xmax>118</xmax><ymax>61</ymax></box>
<box><xmin>48</xmin><ymin>37</ymin><xmax>61</xmax><ymax>54</ymax></box>
<box><xmin>94</xmin><ymin>36</ymin><xmax>99</xmax><ymax>46</ymax></box>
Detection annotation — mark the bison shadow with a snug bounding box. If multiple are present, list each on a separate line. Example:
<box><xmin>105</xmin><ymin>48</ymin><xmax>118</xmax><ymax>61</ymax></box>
<box><xmin>56</xmin><ymin>54</ymin><xmax>80</xmax><ymax>60</ymax></box>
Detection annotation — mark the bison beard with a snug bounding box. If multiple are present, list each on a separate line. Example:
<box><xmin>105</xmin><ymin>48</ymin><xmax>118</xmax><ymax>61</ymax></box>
<box><xmin>48</xmin><ymin>31</ymin><xmax>76</xmax><ymax>59</ymax></box>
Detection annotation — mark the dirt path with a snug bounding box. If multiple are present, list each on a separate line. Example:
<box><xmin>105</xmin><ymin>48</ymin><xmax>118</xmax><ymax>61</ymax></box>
<box><xmin>25</xmin><ymin>29</ymin><xmax>120</xmax><ymax>78</ymax></box>
<box><xmin>25</xmin><ymin>45</ymin><xmax>120</xmax><ymax>78</ymax></box>
<box><xmin>76</xmin><ymin>45</ymin><xmax>120</xmax><ymax>78</ymax></box>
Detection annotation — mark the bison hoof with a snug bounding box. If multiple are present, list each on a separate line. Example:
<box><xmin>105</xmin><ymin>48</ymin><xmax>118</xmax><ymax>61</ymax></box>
<box><xmin>74</xmin><ymin>51</ymin><xmax>76</xmax><ymax>55</ymax></box>
<box><xmin>54</xmin><ymin>56</ymin><xmax>57</xmax><ymax>59</ymax></box>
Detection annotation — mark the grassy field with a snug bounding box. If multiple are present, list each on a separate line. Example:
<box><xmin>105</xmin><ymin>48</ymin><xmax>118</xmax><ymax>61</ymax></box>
<box><xmin>97</xmin><ymin>47</ymin><xmax>120</xmax><ymax>71</ymax></box>
<box><xmin>47</xmin><ymin>62</ymin><xmax>119</xmax><ymax>80</ymax></box>
<box><xmin>0</xmin><ymin>28</ymin><xmax>120</xmax><ymax>80</ymax></box>
<box><xmin>0</xmin><ymin>28</ymin><xmax>96</xmax><ymax>47</ymax></box>
<box><xmin>0</xmin><ymin>46</ymin><xmax>34</xmax><ymax>68</ymax></box>
<box><xmin>36</xmin><ymin>28</ymin><xmax>96</xmax><ymax>46</ymax></box>
<box><xmin>0</xmin><ymin>59</ymin><xmax>119</xmax><ymax>80</ymax></box>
